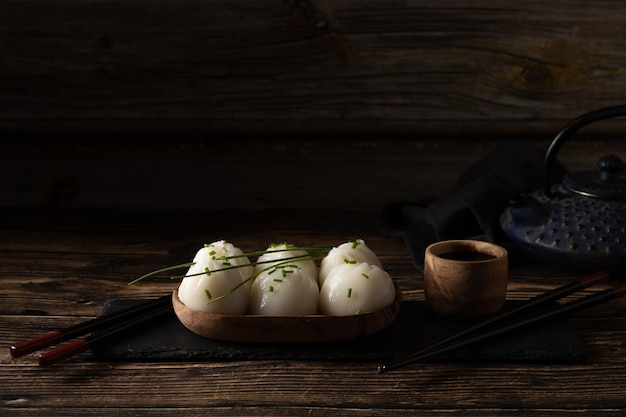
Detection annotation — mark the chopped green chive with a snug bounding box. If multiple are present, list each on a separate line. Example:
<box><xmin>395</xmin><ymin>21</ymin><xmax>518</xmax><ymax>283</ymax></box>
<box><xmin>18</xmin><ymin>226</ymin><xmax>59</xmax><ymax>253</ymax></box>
<box><xmin>265</xmin><ymin>264</ymin><xmax>297</xmax><ymax>278</ymax></box>
<box><xmin>344</xmin><ymin>259</ymin><xmax>357</xmax><ymax>264</ymax></box>
<box><xmin>355</xmin><ymin>309</ymin><xmax>362</xmax><ymax>315</ymax></box>
<box><xmin>129</xmin><ymin>243</ymin><xmax>335</xmax><ymax>287</ymax></box>
<box><xmin>351</xmin><ymin>240</ymin><xmax>362</xmax><ymax>249</ymax></box>
<box><xmin>362</xmin><ymin>273</ymin><xmax>369</xmax><ymax>279</ymax></box>
<box><xmin>347</xmin><ymin>288</ymin><xmax>352</xmax><ymax>298</ymax></box>
<box><xmin>269</xmin><ymin>286</ymin><xmax>274</xmax><ymax>292</ymax></box>
<box><xmin>273</xmin><ymin>278</ymin><xmax>283</xmax><ymax>283</ymax></box>
<box><xmin>205</xmin><ymin>289</ymin><xmax>213</xmax><ymax>300</ymax></box>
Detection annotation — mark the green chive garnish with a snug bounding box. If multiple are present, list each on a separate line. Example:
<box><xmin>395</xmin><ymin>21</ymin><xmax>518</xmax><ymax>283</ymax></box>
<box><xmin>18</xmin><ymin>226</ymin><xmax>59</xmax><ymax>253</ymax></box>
<box><xmin>205</xmin><ymin>289</ymin><xmax>213</xmax><ymax>300</ymax></box>
<box><xmin>129</xmin><ymin>243</ymin><xmax>336</xmax><ymax>293</ymax></box>
<box><xmin>347</xmin><ymin>288</ymin><xmax>352</xmax><ymax>298</ymax></box>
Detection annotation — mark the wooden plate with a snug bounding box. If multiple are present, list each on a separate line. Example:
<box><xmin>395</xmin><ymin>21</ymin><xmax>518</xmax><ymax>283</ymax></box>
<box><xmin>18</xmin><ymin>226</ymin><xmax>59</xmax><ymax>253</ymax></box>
<box><xmin>172</xmin><ymin>283</ymin><xmax>402</xmax><ymax>343</ymax></box>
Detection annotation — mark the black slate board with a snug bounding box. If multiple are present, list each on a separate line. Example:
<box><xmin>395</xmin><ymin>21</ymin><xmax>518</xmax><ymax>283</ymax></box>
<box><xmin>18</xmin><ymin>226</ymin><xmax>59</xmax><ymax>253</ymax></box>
<box><xmin>88</xmin><ymin>299</ymin><xmax>587</xmax><ymax>363</ymax></box>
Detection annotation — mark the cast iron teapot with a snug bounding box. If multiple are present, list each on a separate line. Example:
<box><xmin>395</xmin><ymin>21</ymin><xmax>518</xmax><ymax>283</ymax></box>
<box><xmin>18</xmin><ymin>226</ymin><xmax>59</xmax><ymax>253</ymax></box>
<box><xmin>500</xmin><ymin>105</ymin><xmax>626</xmax><ymax>272</ymax></box>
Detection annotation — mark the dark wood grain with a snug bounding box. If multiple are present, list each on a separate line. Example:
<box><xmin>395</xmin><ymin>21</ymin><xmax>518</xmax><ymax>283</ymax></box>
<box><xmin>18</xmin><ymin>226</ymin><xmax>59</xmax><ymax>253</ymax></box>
<box><xmin>2</xmin><ymin>205</ymin><xmax>626</xmax><ymax>416</ymax></box>
<box><xmin>3</xmin><ymin>1</ymin><xmax>626</xmax><ymax>135</ymax></box>
<box><xmin>3</xmin><ymin>137</ymin><xmax>626</xmax><ymax>211</ymax></box>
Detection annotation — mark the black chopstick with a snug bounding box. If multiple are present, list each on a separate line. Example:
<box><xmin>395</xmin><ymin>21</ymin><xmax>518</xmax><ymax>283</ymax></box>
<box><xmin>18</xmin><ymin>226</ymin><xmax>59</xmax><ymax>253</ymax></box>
<box><xmin>38</xmin><ymin>303</ymin><xmax>173</xmax><ymax>367</ymax></box>
<box><xmin>377</xmin><ymin>270</ymin><xmax>608</xmax><ymax>373</ymax></box>
<box><xmin>378</xmin><ymin>271</ymin><xmax>619</xmax><ymax>373</ymax></box>
<box><xmin>10</xmin><ymin>295</ymin><xmax>171</xmax><ymax>358</ymax></box>
<box><xmin>379</xmin><ymin>282</ymin><xmax>626</xmax><ymax>372</ymax></box>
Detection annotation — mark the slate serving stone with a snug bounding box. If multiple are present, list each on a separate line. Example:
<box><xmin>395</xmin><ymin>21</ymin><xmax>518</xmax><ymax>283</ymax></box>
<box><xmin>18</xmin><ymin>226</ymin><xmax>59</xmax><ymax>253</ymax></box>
<box><xmin>87</xmin><ymin>299</ymin><xmax>587</xmax><ymax>363</ymax></box>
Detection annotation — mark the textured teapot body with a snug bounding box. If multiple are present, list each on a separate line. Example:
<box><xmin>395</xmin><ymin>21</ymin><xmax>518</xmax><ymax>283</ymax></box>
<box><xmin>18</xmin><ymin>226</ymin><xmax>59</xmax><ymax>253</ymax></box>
<box><xmin>500</xmin><ymin>187</ymin><xmax>626</xmax><ymax>272</ymax></box>
<box><xmin>500</xmin><ymin>106</ymin><xmax>626</xmax><ymax>273</ymax></box>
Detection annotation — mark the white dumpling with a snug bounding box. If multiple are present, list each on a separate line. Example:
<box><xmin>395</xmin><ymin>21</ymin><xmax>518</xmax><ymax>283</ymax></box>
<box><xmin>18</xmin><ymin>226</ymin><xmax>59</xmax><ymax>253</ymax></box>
<box><xmin>193</xmin><ymin>240</ymin><xmax>254</xmax><ymax>289</ymax></box>
<box><xmin>249</xmin><ymin>265</ymin><xmax>319</xmax><ymax>315</ymax></box>
<box><xmin>254</xmin><ymin>243</ymin><xmax>318</xmax><ymax>284</ymax></box>
<box><xmin>178</xmin><ymin>256</ymin><xmax>249</xmax><ymax>314</ymax></box>
<box><xmin>319</xmin><ymin>239</ymin><xmax>382</xmax><ymax>286</ymax></box>
<box><xmin>319</xmin><ymin>262</ymin><xmax>395</xmax><ymax>316</ymax></box>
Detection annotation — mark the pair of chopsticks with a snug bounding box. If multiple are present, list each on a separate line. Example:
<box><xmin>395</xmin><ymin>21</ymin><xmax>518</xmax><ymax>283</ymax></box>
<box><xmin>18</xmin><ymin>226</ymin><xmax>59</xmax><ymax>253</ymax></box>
<box><xmin>378</xmin><ymin>270</ymin><xmax>625</xmax><ymax>373</ymax></box>
<box><xmin>10</xmin><ymin>295</ymin><xmax>172</xmax><ymax>367</ymax></box>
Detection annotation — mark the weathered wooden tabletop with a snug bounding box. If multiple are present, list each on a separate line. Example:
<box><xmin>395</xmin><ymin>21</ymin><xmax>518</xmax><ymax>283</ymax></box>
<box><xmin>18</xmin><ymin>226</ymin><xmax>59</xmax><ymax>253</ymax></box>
<box><xmin>2</xmin><ymin>203</ymin><xmax>625</xmax><ymax>416</ymax></box>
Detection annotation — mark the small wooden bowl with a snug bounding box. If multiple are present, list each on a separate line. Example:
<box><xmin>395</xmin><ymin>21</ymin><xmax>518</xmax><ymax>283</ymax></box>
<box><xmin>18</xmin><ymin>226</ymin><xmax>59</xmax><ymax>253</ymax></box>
<box><xmin>424</xmin><ymin>240</ymin><xmax>508</xmax><ymax>320</ymax></box>
<box><xmin>172</xmin><ymin>283</ymin><xmax>402</xmax><ymax>343</ymax></box>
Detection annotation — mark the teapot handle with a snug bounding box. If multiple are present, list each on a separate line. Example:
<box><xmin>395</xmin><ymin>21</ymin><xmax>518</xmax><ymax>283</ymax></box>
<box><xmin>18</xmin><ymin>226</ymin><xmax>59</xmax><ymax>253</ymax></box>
<box><xmin>544</xmin><ymin>105</ymin><xmax>626</xmax><ymax>198</ymax></box>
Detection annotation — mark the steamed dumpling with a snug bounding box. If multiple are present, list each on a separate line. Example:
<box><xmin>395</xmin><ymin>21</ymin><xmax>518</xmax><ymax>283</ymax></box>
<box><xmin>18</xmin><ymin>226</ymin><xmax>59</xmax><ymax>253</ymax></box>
<box><xmin>319</xmin><ymin>262</ymin><xmax>395</xmax><ymax>316</ymax></box>
<box><xmin>249</xmin><ymin>264</ymin><xmax>319</xmax><ymax>315</ymax></box>
<box><xmin>178</xmin><ymin>244</ymin><xmax>249</xmax><ymax>314</ymax></box>
<box><xmin>254</xmin><ymin>242</ymin><xmax>318</xmax><ymax>284</ymax></box>
<box><xmin>319</xmin><ymin>239</ymin><xmax>382</xmax><ymax>286</ymax></box>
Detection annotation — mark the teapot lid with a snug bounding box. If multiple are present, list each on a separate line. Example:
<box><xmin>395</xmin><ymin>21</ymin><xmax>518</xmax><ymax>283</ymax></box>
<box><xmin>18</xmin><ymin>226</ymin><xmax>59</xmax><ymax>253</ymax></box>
<box><xmin>562</xmin><ymin>154</ymin><xmax>626</xmax><ymax>199</ymax></box>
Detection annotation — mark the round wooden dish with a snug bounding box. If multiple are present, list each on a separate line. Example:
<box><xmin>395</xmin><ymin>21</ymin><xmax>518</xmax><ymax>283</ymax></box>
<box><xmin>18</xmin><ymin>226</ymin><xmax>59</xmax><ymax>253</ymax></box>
<box><xmin>172</xmin><ymin>283</ymin><xmax>402</xmax><ymax>343</ymax></box>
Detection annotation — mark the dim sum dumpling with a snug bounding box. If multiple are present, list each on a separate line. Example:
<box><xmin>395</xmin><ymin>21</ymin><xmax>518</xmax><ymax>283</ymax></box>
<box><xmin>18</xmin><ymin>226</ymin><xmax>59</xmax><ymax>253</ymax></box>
<box><xmin>249</xmin><ymin>264</ymin><xmax>319</xmax><ymax>315</ymax></box>
<box><xmin>178</xmin><ymin>256</ymin><xmax>249</xmax><ymax>314</ymax></box>
<box><xmin>319</xmin><ymin>239</ymin><xmax>382</xmax><ymax>286</ymax></box>
<box><xmin>318</xmin><ymin>262</ymin><xmax>395</xmax><ymax>316</ymax></box>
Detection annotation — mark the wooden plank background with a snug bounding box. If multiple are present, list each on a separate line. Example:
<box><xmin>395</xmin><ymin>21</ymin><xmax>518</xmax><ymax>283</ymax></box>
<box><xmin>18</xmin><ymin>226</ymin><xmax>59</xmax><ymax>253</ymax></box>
<box><xmin>3</xmin><ymin>1</ymin><xmax>626</xmax><ymax>211</ymax></box>
<box><xmin>2</xmin><ymin>1</ymin><xmax>626</xmax><ymax>136</ymax></box>
<box><xmin>2</xmin><ymin>137</ymin><xmax>625</xmax><ymax>211</ymax></box>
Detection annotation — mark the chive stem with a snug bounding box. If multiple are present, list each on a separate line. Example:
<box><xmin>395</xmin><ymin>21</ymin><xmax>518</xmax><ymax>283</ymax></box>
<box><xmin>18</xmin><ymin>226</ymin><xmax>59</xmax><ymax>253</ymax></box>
<box><xmin>128</xmin><ymin>262</ymin><xmax>195</xmax><ymax>285</ymax></box>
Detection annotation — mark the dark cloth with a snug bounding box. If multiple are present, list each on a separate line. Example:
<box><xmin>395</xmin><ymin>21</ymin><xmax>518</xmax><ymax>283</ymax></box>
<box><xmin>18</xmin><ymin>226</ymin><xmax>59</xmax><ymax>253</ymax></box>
<box><xmin>378</xmin><ymin>141</ymin><xmax>567</xmax><ymax>271</ymax></box>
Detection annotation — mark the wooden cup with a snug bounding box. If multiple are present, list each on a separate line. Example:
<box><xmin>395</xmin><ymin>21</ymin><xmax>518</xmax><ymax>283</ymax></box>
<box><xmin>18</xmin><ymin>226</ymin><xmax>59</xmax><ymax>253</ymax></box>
<box><xmin>423</xmin><ymin>240</ymin><xmax>508</xmax><ymax>320</ymax></box>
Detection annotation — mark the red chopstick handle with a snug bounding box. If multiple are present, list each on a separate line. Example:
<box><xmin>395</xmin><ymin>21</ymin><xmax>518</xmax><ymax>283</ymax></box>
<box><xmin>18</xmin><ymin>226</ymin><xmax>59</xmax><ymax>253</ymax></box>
<box><xmin>10</xmin><ymin>331</ymin><xmax>64</xmax><ymax>358</ymax></box>
<box><xmin>38</xmin><ymin>339</ymin><xmax>90</xmax><ymax>367</ymax></box>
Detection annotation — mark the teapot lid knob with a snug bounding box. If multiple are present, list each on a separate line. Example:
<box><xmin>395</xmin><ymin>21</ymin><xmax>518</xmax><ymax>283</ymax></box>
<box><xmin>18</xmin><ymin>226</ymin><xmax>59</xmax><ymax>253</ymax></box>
<box><xmin>598</xmin><ymin>154</ymin><xmax>623</xmax><ymax>175</ymax></box>
<box><xmin>563</xmin><ymin>154</ymin><xmax>626</xmax><ymax>199</ymax></box>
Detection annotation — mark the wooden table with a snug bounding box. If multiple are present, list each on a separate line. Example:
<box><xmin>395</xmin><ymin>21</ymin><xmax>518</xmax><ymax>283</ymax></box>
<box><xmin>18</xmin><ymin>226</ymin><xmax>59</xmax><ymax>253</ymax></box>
<box><xmin>2</xmin><ymin>207</ymin><xmax>625</xmax><ymax>416</ymax></box>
